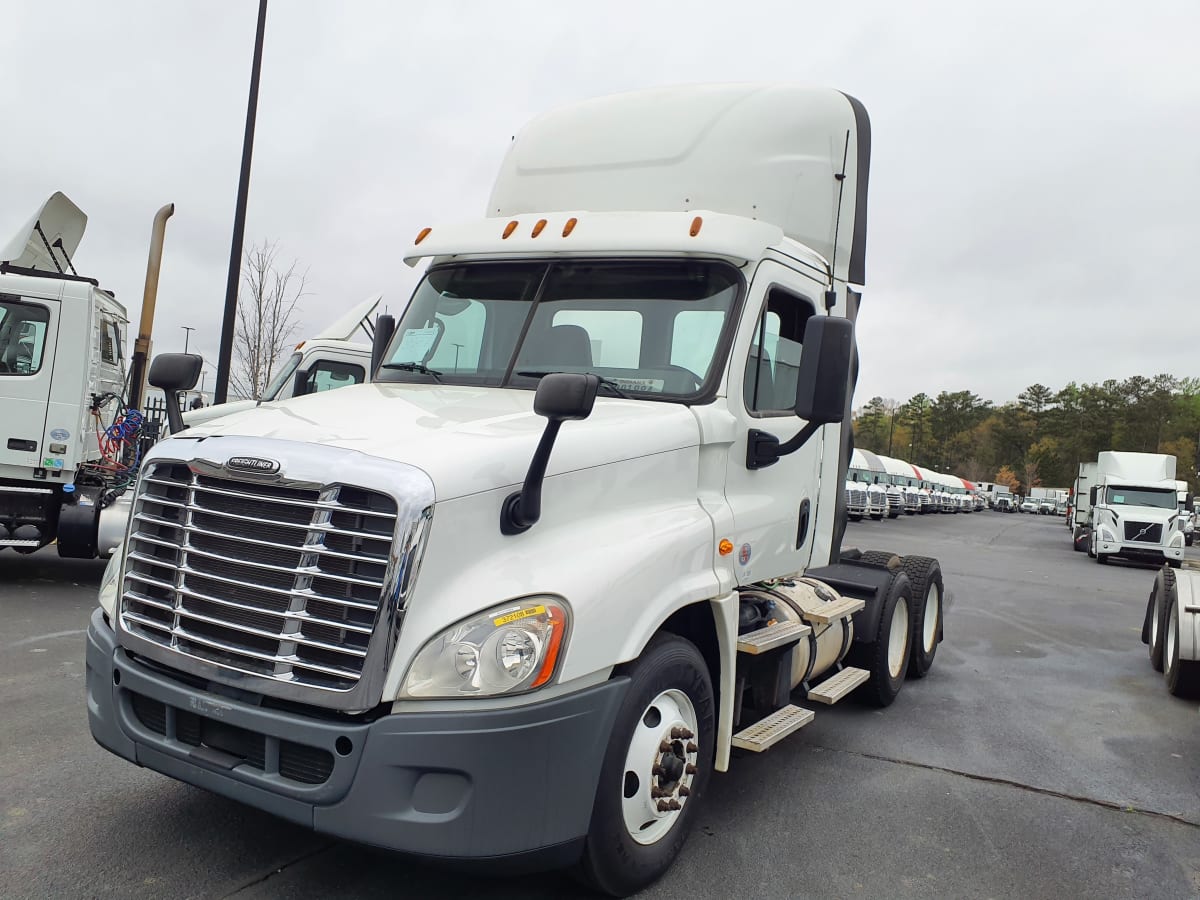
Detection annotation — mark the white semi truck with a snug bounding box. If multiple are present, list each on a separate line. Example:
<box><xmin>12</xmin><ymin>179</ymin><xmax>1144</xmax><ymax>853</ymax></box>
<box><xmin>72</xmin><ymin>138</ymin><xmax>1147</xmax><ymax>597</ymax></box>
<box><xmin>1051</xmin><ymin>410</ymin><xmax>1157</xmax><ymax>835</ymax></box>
<box><xmin>1086</xmin><ymin>451</ymin><xmax>1185</xmax><ymax>566</ymax></box>
<box><xmin>0</xmin><ymin>192</ymin><xmax>166</xmax><ymax>558</ymax></box>
<box><xmin>86</xmin><ymin>85</ymin><xmax>947</xmax><ymax>896</ymax></box>
<box><xmin>1175</xmin><ymin>480</ymin><xmax>1194</xmax><ymax>547</ymax></box>
<box><xmin>1071</xmin><ymin>460</ymin><xmax>1098</xmax><ymax>551</ymax></box>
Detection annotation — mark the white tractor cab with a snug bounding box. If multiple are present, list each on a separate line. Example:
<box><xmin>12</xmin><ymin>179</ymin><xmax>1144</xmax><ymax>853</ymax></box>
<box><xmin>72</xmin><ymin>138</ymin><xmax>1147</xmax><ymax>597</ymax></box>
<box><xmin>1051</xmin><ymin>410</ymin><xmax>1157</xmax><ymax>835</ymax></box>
<box><xmin>876</xmin><ymin>453</ymin><xmax>919</xmax><ymax>515</ymax></box>
<box><xmin>87</xmin><ymin>85</ymin><xmax>949</xmax><ymax>895</ymax></box>
<box><xmin>1176</xmin><ymin>480</ymin><xmax>1194</xmax><ymax>547</ymax></box>
<box><xmin>1087</xmin><ymin>451</ymin><xmax>1185</xmax><ymax>567</ymax></box>
<box><xmin>0</xmin><ymin>192</ymin><xmax>153</xmax><ymax>557</ymax></box>
<box><xmin>844</xmin><ymin>478</ymin><xmax>868</xmax><ymax>521</ymax></box>
<box><xmin>858</xmin><ymin>448</ymin><xmax>901</xmax><ymax>518</ymax></box>
<box><xmin>850</xmin><ymin>448</ymin><xmax>888</xmax><ymax>520</ymax></box>
<box><xmin>1141</xmin><ymin>565</ymin><xmax>1200</xmax><ymax>699</ymax></box>
<box><xmin>178</xmin><ymin>296</ymin><xmax>381</xmax><ymax>432</ymax></box>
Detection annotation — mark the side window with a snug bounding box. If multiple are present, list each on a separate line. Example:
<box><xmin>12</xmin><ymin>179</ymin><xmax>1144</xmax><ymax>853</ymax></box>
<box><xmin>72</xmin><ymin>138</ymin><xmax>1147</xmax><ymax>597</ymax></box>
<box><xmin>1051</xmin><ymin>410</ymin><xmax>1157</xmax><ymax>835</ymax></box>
<box><xmin>305</xmin><ymin>360</ymin><xmax>365</xmax><ymax>394</ymax></box>
<box><xmin>0</xmin><ymin>299</ymin><xmax>51</xmax><ymax>376</ymax></box>
<box><xmin>743</xmin><ymin>288</ymin><xmax>815</xmax><ymax>414</ymax></box>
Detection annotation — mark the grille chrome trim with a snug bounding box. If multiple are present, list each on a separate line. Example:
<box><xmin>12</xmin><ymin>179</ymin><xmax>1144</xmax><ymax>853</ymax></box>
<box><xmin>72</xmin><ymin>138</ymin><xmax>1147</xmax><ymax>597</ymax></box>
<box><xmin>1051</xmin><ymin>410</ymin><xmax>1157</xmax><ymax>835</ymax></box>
<box><xmin>116</xmin><ymin>436</ymin><xmax>435</xmax><ymax>712</ymax></box>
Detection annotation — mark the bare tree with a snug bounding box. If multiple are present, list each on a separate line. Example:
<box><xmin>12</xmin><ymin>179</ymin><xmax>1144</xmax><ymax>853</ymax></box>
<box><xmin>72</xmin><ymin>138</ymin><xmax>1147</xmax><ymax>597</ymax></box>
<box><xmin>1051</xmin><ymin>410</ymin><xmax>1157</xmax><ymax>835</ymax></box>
<box><xmin>231</xmin><ymin>241</ymin><xmax>308</xmax><ymax>400</ymax></box>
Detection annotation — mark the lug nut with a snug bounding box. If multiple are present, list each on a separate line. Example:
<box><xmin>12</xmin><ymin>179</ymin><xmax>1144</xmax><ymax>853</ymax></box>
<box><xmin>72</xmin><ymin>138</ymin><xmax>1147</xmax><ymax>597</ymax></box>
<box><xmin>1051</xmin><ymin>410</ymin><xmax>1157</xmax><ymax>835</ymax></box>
<box><xmin>671</xmin><ymin>727</ymin><xmax>694</xmax><ymax>739</ymax></box>
<box><xmin>685</xmin><ymin>763</ymin><xmax>698</xmax><ymax>775</ymax></box>
<box><xmin>686</xmin><ymin>742</ymin><xmax>698</xmax><ymax>753</ymax></box>
<box><xmin>679</xmin><ymin>785</ymin><xmax>691</xmax><ymax>797</ymax></box>
<box><xmin>651</xmin><ymin>787</ymin><xmax>667</xmax><ymax>798</ymax></box>
<box><xmin>659</xmin><ymin>741</ymin><xmax>673</xmax><ymax>752</ymax></box>
<box><xmin>656</xmin><ymin>799</ymin><xmax>671</xmax><ymax>812</ymax></box>
<box><xmin>652</xmin><ymin>765</ymin><xmax>666</xmax><ymax>777</ymax></box>
<box><xmin>669</xmin><ymin>799</ymin><xmax>682</xmax><ymax>810</ymax></box>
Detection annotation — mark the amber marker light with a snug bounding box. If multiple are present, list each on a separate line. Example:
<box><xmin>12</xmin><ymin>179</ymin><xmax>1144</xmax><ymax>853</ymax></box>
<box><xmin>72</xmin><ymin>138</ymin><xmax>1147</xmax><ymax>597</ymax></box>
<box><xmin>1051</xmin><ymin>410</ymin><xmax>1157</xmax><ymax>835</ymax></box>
<box><xmin>719</xmin><ymin>539</ymin><xmax>734</xmax><ymax>556</ymax></box>
<box><xmin>414</xmin><ymin>226</ymin><xmax>432</xmax><ymax>245</ymax></box>
<box><xmin>529</xmin><ymin>604</ymin><xmax>567</xmax><ymax>688</ymax></box>
<box><xmin>531</xmin><ymin>219</ymin><xmax>547</xmax><ymax>238</ymax></box>
<box><xmin>562</xmin><ymin>217</ymin><xmax>578</xmax><ymax>237</ymax></box>
<box><xmin>690</xmin><ymin>216</ymin><xmax>703</xmax><ymax>237</ymax></box>
<box><xmin>502</xmin><ymin>220</ymin><xmax>519</xmax><ymax>239</ymax></box>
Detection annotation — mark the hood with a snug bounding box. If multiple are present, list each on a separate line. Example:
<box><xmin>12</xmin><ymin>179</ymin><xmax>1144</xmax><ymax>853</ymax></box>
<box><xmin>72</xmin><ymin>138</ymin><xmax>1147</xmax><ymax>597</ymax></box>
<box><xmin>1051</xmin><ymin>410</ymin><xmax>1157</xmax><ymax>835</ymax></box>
<box><xmin>180</xmin><ymin>398</ymin><xmax>258</xmax><ymax>431</ymax></box>
<box><xmin>177</xmin><ymin>382</ymin><xmax>702</xmax><ymax>501</ymax></box>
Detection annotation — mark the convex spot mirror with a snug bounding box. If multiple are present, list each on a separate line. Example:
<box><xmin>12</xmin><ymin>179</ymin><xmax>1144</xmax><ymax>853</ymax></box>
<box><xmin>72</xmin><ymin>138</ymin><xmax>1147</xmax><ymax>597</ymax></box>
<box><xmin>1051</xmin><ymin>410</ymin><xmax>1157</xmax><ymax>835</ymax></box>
<box><xmin>534</xmin><ymin>372</ymin><xmax>600</xmax><ymax>421</ymax></box>
<box><xmin>794</xmin><ymin>316</ymin><xmax>853</xmax><ymax>424</ymax></box>
<box><xmin>148</xmin><ymin>353</ymin><xmax>203</xmax><ymax>393</ymax></box>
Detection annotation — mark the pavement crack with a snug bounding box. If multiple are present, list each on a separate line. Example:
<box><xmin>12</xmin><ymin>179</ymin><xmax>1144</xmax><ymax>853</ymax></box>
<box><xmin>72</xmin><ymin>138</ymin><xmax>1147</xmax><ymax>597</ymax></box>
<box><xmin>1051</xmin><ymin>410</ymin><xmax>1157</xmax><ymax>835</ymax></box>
<box><xmin>813</xmin><ymin>744</ymin><xmax>1200</xmax><ymax>829</ymax></box>
<box><xmin>221</xmin><ymin>842</ymin><xmax>337</xmax><ymax>897</ymax></box>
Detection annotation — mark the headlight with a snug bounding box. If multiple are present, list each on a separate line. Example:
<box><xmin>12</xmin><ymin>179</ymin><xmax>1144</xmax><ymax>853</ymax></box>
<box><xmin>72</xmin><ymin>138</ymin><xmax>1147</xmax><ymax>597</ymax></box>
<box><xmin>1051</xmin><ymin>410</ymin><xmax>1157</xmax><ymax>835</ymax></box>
<box><xmin>401</xmin><ymin>598</ymin><xmax>569</xmax><ymax>698</ymax></box>
<box><xmin>98</xmin><ymin>546</ymin><xmax>123</xmax><ymax>618</ymax></box>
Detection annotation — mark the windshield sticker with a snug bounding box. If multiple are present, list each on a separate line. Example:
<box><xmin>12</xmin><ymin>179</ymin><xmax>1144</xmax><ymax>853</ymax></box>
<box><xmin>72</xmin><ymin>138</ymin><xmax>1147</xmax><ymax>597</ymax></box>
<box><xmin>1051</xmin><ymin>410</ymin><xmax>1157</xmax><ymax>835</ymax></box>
<box><xmin>393</xmin><ymin>327</ymin><xmax>439</xmax><ymax>363</ymax></box>
<box><xmin>1112</xmin><ymin>495</ymin><xmax>1124</xmax><ymax>504</ymax></box>
<box><xmin>613</xmin><ymin>377</ymin><xmax>666</xmax><ymax>393</ymax></box>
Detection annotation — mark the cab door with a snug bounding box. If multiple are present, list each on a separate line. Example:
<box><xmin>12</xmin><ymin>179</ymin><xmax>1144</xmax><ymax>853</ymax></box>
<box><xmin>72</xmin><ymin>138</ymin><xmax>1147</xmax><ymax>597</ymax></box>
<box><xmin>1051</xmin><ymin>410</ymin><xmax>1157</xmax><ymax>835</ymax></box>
<box><xmin>721</xmin><ymin>261</ymin><xmax>827</xmax><ymax>584</ymax></box>
<box><xmin>0</xmin><ymin>294</ymin><xmax>59</xmax><ymax>471</ymax></box>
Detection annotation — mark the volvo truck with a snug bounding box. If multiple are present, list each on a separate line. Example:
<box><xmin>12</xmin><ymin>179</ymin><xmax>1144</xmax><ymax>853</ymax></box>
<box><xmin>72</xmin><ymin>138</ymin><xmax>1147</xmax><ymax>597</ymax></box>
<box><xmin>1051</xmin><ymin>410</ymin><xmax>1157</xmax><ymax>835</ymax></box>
<box><xmin>86</xmin><ymin>84</ymin><xmax>947</xmax><ymax>896</ymax></box>
<box><xmin>1086</xmin><ymin>451</ymin><xmax>1185</xmax><ymax>566</ymax></box>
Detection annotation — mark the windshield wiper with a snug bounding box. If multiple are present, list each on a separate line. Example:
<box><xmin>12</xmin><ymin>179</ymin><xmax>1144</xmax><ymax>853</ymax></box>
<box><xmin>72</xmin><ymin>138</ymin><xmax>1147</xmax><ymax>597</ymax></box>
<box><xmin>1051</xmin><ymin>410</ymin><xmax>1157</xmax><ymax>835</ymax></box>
<box><xmin>515</xmin><ymin>369</ymin><xmax>631</xmax><ymax>399</ymax></box>
<box><xmin>382</xmin><ymin>361</ymin><xmax>443</xmax><ymax>382</ymax></box>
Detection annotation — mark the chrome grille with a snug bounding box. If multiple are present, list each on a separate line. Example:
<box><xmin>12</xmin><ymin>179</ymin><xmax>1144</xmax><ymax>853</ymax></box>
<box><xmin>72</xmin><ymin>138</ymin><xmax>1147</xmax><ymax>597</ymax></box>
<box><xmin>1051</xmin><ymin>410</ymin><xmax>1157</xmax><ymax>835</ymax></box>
<box><xmin>1123</xmin><ymin>521</ymin><xmax>1163</xmax><ymax>543</ymax></box>
<box><xmin>120</xmin><ymin>461</ymin><xmax>398</xmax><ymax>692</ymax></box>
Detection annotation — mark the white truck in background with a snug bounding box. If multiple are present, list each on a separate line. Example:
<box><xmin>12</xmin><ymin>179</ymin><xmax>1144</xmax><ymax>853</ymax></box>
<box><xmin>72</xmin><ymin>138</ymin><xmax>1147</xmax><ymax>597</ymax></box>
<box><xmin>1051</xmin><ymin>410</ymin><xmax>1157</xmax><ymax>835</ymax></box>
<box><xmin>1175</xmin><ymin>480</ymin><xmax>1194</xmax><ymax>547</ymax></box>
<box><xmin>1086</xmin><ymin>451</ymin><xmax>1185</xmax><ymax>566</ymax></box>
<box><xmin>0</xmin><ymin>193</ymin><xmax>167</xmax><ymax>558</ymax></box>
<box><xmin>1071</xmin><ymin>460</ymin><xmax>1098</xmax><ymax>551</ymax></box>
<box><xmin>87</xmin><ymin>84</ymin><xmax>948</xmax><ymax>896</ymax></box>
<box><xmin>178</xmin><ymin>297</ymin><xmax>380</xmax><ymax>431</ymax></box>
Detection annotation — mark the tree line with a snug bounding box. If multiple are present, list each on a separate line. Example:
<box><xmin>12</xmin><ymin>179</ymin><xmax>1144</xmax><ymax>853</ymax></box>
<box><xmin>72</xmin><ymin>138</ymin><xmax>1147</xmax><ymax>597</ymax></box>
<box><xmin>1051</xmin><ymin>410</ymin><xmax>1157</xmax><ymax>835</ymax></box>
<box><xmin>853</xmin><ymin>376</ymin><xmax>1200</xmax><ymax>494</ymax></box>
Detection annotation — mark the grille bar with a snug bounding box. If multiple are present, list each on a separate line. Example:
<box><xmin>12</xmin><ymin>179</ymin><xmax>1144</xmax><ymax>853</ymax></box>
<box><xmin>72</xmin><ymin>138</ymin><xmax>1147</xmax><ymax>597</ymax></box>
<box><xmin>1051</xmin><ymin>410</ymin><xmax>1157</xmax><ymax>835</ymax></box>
<box><xmin>121</xmin><ymin>461</ymin><xmax>398</xmax><ymax>693</ymax></box>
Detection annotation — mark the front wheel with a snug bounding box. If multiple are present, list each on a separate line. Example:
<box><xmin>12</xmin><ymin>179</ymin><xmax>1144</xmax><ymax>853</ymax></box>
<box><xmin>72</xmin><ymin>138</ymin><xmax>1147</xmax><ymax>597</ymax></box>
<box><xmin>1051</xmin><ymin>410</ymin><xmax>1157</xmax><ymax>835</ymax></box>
<box><xmin>578</xmin><ymin>634</ymin><xmax>715</xmax><ymax>897</ymax></box>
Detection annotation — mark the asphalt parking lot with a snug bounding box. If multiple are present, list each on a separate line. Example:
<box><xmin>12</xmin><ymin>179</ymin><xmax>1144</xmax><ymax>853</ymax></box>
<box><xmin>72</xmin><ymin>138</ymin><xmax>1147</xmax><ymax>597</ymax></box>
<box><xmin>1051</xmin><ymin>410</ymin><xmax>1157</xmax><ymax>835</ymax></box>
<box><xmin>2</xmin><ymin>512</ymin><xmax>1199</xmax><ymax>899</ymax></box>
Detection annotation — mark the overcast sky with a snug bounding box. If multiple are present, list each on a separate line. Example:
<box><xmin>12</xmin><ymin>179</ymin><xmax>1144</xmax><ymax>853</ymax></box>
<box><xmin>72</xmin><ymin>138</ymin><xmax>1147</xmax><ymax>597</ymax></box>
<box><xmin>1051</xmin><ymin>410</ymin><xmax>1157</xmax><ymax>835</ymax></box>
<box><xmin>2</xmin><ymin>1</ymin><xmax>1197</xmax><ymax>405</ymax></box>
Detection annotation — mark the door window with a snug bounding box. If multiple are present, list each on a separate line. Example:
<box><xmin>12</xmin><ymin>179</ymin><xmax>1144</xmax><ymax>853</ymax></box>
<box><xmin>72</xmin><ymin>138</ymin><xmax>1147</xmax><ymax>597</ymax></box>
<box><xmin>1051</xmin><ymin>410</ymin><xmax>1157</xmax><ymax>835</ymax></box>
<box><xmin>0</xmin><ymin>298</ymin><xmax>51</xmax><ymax>375</ymax></box>
<box><xmin>305</xmin><ymin>359</ymin><xmax>366</xmax><ymax>394</ymax></box>
<box><xmin>743</xmin><ymin>288</ymin><xmax>815</xmax><ymax>414</ymax></box>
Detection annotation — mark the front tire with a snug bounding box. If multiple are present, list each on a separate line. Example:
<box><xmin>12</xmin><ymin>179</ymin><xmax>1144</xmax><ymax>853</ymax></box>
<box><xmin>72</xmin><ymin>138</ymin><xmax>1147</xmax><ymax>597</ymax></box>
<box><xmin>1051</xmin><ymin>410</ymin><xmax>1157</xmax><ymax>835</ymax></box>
<box><xmin>578</xmin><ymin>634</ymin><xmax>715</xmax><ymax>897</ymax></box>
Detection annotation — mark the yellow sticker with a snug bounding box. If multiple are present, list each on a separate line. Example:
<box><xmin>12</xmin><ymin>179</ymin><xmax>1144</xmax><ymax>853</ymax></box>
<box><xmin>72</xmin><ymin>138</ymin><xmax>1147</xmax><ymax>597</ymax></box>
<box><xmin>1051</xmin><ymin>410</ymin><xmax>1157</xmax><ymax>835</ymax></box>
<box><xmin>493</xmin><ymin>605</ymin><xmax>546</xmax><ymax>627</ymax></box>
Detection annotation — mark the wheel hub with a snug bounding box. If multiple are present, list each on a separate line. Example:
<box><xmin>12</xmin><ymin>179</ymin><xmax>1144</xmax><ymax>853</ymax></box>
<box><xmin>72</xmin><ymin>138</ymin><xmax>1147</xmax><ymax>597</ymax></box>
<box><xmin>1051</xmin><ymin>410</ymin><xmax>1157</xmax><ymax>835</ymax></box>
<box><xmin>622</xmin><ymin>689</ymin><xmax>699</xmax><ymax>845</ymax></box>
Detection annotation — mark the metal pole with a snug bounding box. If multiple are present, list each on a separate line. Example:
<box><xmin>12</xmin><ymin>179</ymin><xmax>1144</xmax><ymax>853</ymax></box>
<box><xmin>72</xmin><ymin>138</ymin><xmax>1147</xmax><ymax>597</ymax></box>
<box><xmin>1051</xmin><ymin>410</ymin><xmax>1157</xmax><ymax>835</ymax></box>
<box><xmin>181</xmin><ymin>326</ymin><xmax>195</xmax><ymax>354</ymax></box>
<box><xmin>214</xmin><ymin>0</ymin><xmax>268</xmax><ymax>405</ymax></box>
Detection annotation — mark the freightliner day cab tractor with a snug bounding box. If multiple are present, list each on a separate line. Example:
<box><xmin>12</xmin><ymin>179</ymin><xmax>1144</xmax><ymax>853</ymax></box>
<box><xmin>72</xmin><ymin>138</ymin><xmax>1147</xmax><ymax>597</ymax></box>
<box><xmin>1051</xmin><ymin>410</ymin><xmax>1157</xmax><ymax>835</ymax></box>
<box><xmin>86</xmin><ymin>84</ymin><xmax>947</xmax><ymax>896</ymax></box>
<box><xmin>1086</xmin><ymin>451</ymin><xmax>1185</xmax><ymax>567</ymax></box>
<box><xmin>0</xmin><ymin>192</ymin><xmax>168</xmax><ymax>558</ymax></box>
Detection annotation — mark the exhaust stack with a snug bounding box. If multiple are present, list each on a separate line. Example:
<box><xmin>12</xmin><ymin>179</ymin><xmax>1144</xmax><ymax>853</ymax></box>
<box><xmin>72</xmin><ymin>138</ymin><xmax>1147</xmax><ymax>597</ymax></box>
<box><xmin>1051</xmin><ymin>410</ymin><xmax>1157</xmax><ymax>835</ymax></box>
<box><xmin>127</xmin><ymin>203</ymin><xmax>175</xmax><ymax>410</ymax></box>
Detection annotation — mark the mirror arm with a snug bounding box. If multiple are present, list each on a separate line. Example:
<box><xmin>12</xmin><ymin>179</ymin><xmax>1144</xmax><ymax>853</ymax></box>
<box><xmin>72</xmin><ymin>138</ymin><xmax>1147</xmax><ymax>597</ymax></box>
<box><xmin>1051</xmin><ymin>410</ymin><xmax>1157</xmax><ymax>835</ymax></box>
<box><xmin>501</xmin><ymin>419</ymin><xmax>564</xmax><ymax>534</ymax></box>
<box><xmin>164</xmin><ymin>392</ymin><xmax>186</xmax><ymax>436</ymax></box>
<box><xmin>746</xmin><ymin>422</ymin><xmax>822</xmax><ymax>470</ymax></box>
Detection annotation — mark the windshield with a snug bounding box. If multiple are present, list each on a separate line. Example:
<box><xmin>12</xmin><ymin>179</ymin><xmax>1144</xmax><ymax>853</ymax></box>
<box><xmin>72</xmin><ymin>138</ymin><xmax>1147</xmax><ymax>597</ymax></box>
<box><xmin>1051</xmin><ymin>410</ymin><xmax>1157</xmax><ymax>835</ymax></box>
<box><xmin>1105</xmin><ymin>486</ymin><xmax>1176</xmax><ymax>510</ymax></box>
<box><xmin>376</xmin><ymin>260</ymin><xmax>742</xmax><ymax>400</ymax></box>
<box><xmin>263</xmin><ymin>352</ymin><xmax>303</xmax><ymax>400</ymax></box>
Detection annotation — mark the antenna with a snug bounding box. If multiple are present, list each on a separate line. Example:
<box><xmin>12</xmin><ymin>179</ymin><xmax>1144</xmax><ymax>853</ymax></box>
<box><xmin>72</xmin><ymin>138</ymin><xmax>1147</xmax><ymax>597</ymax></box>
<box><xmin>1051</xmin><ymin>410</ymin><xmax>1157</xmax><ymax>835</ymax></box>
<box><xmin>825</xmin><ymin>129</ymin><xmax>851</xmax><ymax>312</ymax></box>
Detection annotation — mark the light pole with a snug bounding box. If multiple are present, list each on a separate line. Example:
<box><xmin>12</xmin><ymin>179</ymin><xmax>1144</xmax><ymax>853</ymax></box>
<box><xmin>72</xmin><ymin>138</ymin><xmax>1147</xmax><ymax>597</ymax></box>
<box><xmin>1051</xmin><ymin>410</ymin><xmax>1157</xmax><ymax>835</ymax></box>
<box><xmin>181</xmin><ymin>325</ymin><xmax>195</xmax><ymax>354</ymax></box>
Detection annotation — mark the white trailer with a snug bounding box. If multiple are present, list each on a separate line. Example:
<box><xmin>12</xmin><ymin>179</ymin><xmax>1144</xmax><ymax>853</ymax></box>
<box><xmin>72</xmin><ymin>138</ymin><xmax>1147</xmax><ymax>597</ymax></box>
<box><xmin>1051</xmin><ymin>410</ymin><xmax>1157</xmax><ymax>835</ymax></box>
<box><xmin>0</xmin><ymin>193</ymin><xmax>163</xmax><ymax>557</ymax></box>
<box><xmin>1176</xmin><ymin>480</ymin><xmax>1194</xmax><ymax>547</ymax></box>
<box><xmin>86</xmin><ymin>84</ymin><xmax>947</xmax><ymax>895</ymax></box>
<box><xmin>1087</xmin><ymin>452</ymin><xmax>1185</xmax><ymax>566</ymax></box>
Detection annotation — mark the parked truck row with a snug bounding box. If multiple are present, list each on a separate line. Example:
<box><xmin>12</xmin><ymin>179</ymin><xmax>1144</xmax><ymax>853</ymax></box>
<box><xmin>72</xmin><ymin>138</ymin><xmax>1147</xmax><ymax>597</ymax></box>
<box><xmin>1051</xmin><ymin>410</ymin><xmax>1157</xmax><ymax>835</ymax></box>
<box><xmin>845</xmin><ymin>448</ymin><xmax>985</xmax><ymax>520</ymax></box>
<box><xmin>84</xmin><ymin>84</ymin><xmax>950</xmax><ymax>895</ymax></box>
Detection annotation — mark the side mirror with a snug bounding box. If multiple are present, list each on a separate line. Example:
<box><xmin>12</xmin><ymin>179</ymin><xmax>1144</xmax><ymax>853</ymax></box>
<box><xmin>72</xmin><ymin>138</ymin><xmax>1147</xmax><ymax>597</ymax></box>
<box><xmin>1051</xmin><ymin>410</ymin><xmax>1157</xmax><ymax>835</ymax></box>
<box><xmin>501</xmin><ymin>373</ymin><xmax>599</xmax><ymax>535</ymax></box>
<box><xmin>292</xmin><ymin>366</ymin><xmax>311</xmax><ymax>398</ymax></box>
<box><xmin>794</xmin><ymin>316</ymin><xmax>853</xmax><ymax>423</ymax></box>
<box><xmin>370</xmin><ymin>314</ymin><xmax>396</xmax><ymax>379</ymax></box>
<box><xmin>746</xmin><ymin>316</ymin><xmax>855</xmax><ymax>469</ymax></box>
<box><xmin>148</xmin><ymin>353</ymin><xmax>202</xmax><ymax>435</ymax></box>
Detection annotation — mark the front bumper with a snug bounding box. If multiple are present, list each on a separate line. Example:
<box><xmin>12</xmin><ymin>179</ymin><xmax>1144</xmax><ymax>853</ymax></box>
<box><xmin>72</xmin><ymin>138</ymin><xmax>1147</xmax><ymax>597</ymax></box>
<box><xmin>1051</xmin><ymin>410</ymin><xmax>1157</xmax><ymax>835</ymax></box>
<box><xmin>1095</xmin><ymin>540</ymin><xmax>1184</xmax><ymax>561</ymax></box>
<box><xmin>86</xmin><ymin>608</ymin><xmax>628</xmax><ymax>863</ymax></box>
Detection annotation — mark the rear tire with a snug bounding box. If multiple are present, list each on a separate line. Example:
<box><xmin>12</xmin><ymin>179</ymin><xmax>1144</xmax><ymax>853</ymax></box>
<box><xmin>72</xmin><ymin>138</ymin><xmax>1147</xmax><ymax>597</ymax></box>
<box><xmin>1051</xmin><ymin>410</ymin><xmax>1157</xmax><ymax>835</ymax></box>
<box><xmin>577</xmin><ymin>634</ymin><xmax>714</xmax><ymax>897</ymax></box>
<box><xmin>1147</xmin><ymin>569</ymin><xmax>1168</xmax><ymax>673</ymax></box>
<box><xmin>846</xmin><ymin>571</ymin><xmax>912</xmax><ymax>707</ymax></box>
<box><xmin>1164</xmin><ymin>587</ymin><xmax>1200</xmax><ymax>698</ymax></box>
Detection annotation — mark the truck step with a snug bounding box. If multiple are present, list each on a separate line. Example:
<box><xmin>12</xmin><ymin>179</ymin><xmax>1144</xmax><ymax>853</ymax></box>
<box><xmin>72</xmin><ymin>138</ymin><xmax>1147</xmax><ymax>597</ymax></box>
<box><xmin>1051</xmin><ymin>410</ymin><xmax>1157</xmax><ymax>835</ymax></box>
<box><xmin>807</xmin><ymin>666</ymin><xmax>869</xmax><ymax>704</ymax></box>
<box><xmin>0</xmin><ymin>538</ymin><xmax>40</xmax><ymax>548</ymax></box>
<box><xmin>736</xmin><ymin>620</ymin><xmax>810</xmax><ymax>655</ymax></box>
<box><xmin>800</xmin><ymin>596</ymin><xmax>865</xmax><ymax>624</ymax></box>
<box><xmin>732</xmin><ymin>704</ymin><xmax>814</xmax><ymax>752</ymax></box>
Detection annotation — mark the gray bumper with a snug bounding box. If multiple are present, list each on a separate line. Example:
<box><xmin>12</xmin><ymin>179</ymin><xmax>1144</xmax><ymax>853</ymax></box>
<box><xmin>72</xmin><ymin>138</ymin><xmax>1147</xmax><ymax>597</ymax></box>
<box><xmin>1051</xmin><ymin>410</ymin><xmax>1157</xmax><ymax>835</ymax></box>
<box><xmin>86</xmin><ymin>608</ymin><xmax>628</xmax><ymax>862</ymax></box>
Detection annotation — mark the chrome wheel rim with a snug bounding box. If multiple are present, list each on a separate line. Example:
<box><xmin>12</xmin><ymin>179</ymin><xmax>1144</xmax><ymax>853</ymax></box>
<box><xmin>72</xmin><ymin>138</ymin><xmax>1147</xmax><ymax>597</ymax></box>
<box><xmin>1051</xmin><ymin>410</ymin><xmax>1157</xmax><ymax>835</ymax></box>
<box><xmin>922</xmin><ymin>583</ymin><xmax>941</xmax><ymax>654</ymax></box>
<box><xmin>1166</xmin><ymin>608</ymin><xmax>1177</xmax><ymax>675</ymax></box>
<box><xmin>621</xmin><ymin>688</ymin><xmax>699</xmax><ymax>846</ymax></box>
<box><xmin>888</xmin><ymin>597</ymin><xmax>910</xmax><ymax>679</ymax></box>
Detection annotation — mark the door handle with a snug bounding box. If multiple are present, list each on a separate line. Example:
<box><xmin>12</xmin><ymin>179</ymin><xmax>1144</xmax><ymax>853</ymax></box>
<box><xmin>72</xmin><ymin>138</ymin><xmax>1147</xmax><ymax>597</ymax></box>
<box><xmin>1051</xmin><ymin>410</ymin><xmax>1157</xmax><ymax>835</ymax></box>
<box><xmin>796</xmin><ymin>498</ymin><xmax>811</xmax><ymax>549</ymax></box>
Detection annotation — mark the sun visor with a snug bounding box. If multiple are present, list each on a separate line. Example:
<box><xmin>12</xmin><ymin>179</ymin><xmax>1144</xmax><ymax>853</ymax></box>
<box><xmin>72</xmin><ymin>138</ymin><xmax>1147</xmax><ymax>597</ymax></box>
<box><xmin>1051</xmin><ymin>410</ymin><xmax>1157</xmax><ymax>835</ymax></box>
<box><xmin>0</xmin><ymin>191</ymin><xmax>88</xmax><ymax>273</ymax></box>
